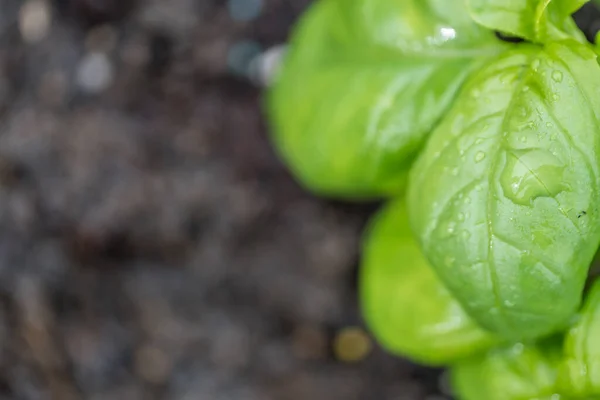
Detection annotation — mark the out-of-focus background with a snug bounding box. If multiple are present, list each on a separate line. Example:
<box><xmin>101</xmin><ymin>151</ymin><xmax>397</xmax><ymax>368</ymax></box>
<box><xmin>0</xmin><ymin>1</ymin><xmax>452</xmax><ymax>399</ymax></box>
<box><xmin>2</xmin><ymin>1</ymin><xmax>600</xmax><ymax>399</ymax></box>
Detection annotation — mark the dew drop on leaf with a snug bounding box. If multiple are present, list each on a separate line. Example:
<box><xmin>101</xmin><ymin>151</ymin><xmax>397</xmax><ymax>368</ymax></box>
<box><xmin>447</xmin><ymin>222</ymin><xmax>456</xmax><ymax>234</ymax></box>
<box><xmin>551</xmin><ymin>70</ymin><xmax>563</xmax><ymax>83</ymax></box>
<box><xmin>500</xmin><ymin>150</ymin><xmax>567</xmax><ymax>206</ymax></box>
<box><xmin>511</xmin><ymin>343</ymin><xmax>525</xmax><ymax>354</ymax></box>
<box><xmin>474</xmin><ymin>151</ymin><xmax>486</xmax><ymax>162</ymax></box>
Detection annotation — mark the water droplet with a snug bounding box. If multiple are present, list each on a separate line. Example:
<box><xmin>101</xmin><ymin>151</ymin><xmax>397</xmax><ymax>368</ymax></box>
<box><xmin>446</xmin><ymin>222</ymin><xmax>456</xmax><ymax>235</ymax></box>
<box><xmin>551</xmin><ymin>70</ymin><xmax>563</xmax><ymax>82</ymax></box>
<box><xmin>457</xmin><ymin>213</ymin><xmax>465</xmax><ymax>222</ymax></box>
<box><xmin>546</xmin><ymin>122</ymin><xmax>553</xmax><ymax>128</ymax></box>
<box><xmin>500</xmin><ymin>149</ymin><xmax>567</xmax><ymax>206</ymax></box>
<box><xmin>511</xmin><ymin>343</ymin><xmax>525</xmax><ymax>354</ymax></box>
<box><xmin>475</xmin><ymin>184</ymin><xmax>483</xmax><ymax>192</ymax></box>
<box><xmin>552</xmin><ymin>93</ymin><xmax>560</xmax><ymax>101</ymax></box>
<box><xmin>465</xmin><ymin>212</ymin><xmax>471</xmax><ymax>218</ymax></box>
<box><xmin>475</xmin><ymin>138</ymin><xmax>483</xmax><ymax>145</ymax></box>
<box><xmin>532</xmin><ymin>59</ymin><xmax>541</xmax><ymax>71</ymax></box>
<box><xmin>471</xmin><ymin>89</ymin><xmax>481</xmax><ymax>98</ymax></box>
<box><xmin>522</xmin><ymin>86</ymin><xmax>530</xmax><ymax>93</ymax></box>
<box><xmin>464</xmin><ymin>197</ymin><xmax>471</xmax><ymax>204</ymax></box>
<box><xmin>474</xmin><ymin>151</ymin><xmax>486</xmax><ymax>162</ymax></box>
<box><xmin>503</xmin><ymin>300</ymin><xmax>515</xmax><ymax>307</ymax></box>
<box><xmin>519</xmin><ymin>135</ymin><xmax>527</xmax><ymax>143</ymax></box>
<box><xmin>461</xmin><ymin>230</ymin><xmax>471</xmax><ymax>239</ymax></box>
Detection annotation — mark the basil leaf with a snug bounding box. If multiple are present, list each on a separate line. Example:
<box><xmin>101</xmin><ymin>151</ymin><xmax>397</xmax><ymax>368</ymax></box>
<box><xmin>558</xmin><ymin>280</ymin><xmax>600</xmax><ymax>397</ymax></box>
<box><xmin>451</xmin><ymin>341</ymin><xmax>563</xmax><ymax>400</ymax></box>
<box><xmin>360</xmin><ymin>200</ymin><xmax>498</xmax><ymax>365</ymax></box>
<box><xmin>266</xmin><ymin>0</ymin><xmax>506</xmax><ymax>199</ymax></box>
<box><xmin>407</xmin><ymin>40</ymin><xmax>600</xmax><ymax>340</ymax></box>
<box><xmin>359</xmin><ymin>201</ymin><xmax>498</xmax><ymax>365</ymax></box>
<box><xmin>466</xmin><ymin>0</ymin><xmax>588</xmax><ymax>43</ymax></box>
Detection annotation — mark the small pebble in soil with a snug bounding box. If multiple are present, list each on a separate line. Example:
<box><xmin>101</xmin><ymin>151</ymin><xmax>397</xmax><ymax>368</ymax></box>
<box><xmin>247</xmin><ymin>45</ymin><xmax>287</xmax><ymax>87</ymax></box>
<box><xmin>227</xmin><ymin>0</ymin><xmax>263</xmax><ymax>21</ymax></box>
<box><xmin>227</xmin><ymin>40</ymin><xmax>263</xmax><ymax>78</ymax></box>
<box><xmin>76</xmin><ymin>51</ymin><xmax>114</xmax><ymax>93</ymax></box>
<box><xmin>19</xmin><ymin>0</ymin><xmax>52</xmax><ymax>43</ymax></box>
<box><xmin>332</xmin><ymin>326</ymin><xmax>372</xmax><ymax>363</ymax></box>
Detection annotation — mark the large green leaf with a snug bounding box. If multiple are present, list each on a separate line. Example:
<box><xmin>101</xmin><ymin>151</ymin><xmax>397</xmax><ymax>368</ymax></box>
<box><xmin>266</xmin><ymin>0</ymin><xmax>506</xmax><ymax>199</ymax></box>
<box><xmin>407</xmin><ymin>40</ymin><xmax>600</xmax><ymax>340</ymax></box>
<box><xmin>466</xmin><ymin>0</ymin><xmax>588</xmax><ymax>43</ymax></box>
<box><xmin>451</xmin><ymin>341</ymin><xmax>564</xmax><ymax>400</ymax></box>
<box><xmin>558</xmin><ymin>280</ymin><xmax>600</xmax><ymax>397</ymax></box>
<box><xmin>359</xmin><ymin>200</ymin><xmax>498</xmax><ymax>366</ymax></box>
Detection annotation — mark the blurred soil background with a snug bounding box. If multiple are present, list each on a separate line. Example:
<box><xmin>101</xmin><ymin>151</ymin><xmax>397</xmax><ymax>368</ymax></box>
<box><xmin>0</xmin><ymin>1</ymin><xmax>599</xmax><ymax>399</ymax></box>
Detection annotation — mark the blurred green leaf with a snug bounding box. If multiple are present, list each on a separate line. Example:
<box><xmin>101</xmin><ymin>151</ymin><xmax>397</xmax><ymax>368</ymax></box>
<box><xmin>559</xmin><ymin>280</ymin><xmax>600</xmax><ymax>397</ymax></box>
<box><xmin>359</xmin><ymin>200</ymin><xmax>498</xmax><ymax>365</ymax></box>
<box><xmin>266</xmin><ymin>0</ymin><xmax>506</xmax><ymax>199</ymax></box>
<box><xmin>452</xmin><ymin>340</ymin><xmax>564</xmax><ymax>400</ymax></box>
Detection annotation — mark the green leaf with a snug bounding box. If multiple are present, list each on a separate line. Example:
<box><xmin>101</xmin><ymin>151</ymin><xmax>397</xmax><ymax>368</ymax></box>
<box><xmin>466</xmin><ymin>0</ymin><xmax>588</xmax><ymax>43</ymax></box>
<box><xmin>266</xmin><ymin>0</ymin><xmax>506</xmax><ymax>199</ymax></box>
<box><xmin>451</xmin><ymin>341</ymin><xmax>563</xmax><ymax>400</ymax></box>
<box><xmin>559</xmin><ymin>280</ymin><xmax>600</xmax><ymax>397</ymax></box>
<box><xmin>407</xmin><ymin>40</ymin><xmax>600</xmax><ymax>340</ymax></box>
<box><xmin>359</xmin><ymin>200</ymin><xmax>498</xmax><ymax>366</ymax></box>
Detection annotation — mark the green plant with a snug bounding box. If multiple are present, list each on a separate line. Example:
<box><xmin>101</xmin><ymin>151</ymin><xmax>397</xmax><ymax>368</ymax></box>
<box><xmin>265</xmin><ymin>0</ymin><xmax>600</xmax><ymax>398</ymax></box>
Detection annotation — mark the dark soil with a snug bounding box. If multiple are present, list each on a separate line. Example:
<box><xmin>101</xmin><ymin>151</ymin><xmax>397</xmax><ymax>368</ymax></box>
<box><xmin>2</xmin><ymin>1</ymin><xmax>600</xmax><ymax>399</ymax></box>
